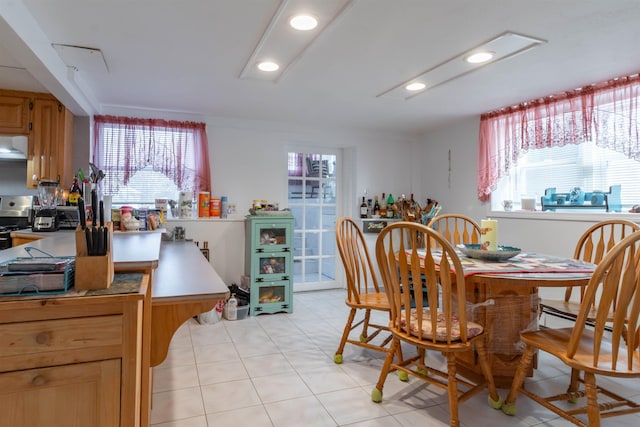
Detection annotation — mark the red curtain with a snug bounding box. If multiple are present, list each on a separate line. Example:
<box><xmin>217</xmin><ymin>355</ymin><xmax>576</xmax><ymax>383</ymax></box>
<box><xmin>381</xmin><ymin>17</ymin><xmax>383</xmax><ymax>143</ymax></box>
<box><xmin>477</xmin><ymin>73</ymin><xmax>640</xmax><ymax>201</ymax></box>
<box><xmin>93</xmin><ymin>115</ymin><xmax>211</xmax><ymax>195</ymax></box>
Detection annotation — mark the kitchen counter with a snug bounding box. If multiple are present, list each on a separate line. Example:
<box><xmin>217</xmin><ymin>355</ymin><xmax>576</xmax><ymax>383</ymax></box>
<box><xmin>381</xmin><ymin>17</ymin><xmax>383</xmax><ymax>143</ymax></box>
<box><xmin>2</xmin><ymin>228</ymin><xmax>229</xmax><ymax>426</ymax></box>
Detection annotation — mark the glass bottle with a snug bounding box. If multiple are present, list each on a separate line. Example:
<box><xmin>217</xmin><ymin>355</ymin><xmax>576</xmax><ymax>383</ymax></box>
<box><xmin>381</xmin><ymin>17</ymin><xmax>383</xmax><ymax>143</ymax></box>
<box><xmin>68</xmin><ymin>175</ymin><xmax>81</xmax><ymax>206</ymax></box>
<box><xmin>360</xmin><ymin>197</ymin><xmax>368</xmax><ymax>218</ymax></box>
<box><xmin>380</xmin><ymin>193</ymin><xmax>387</xmax><ymax>218</ymax></box>
<box><xmin>386</xmin><ymin>193</ymin><xmax>395</xmax><ymax>218</ymax></box>
<box><xmin>373</xmin><ymin>196</ymin><xmax>380</xmax><ymax>217</ymax></box>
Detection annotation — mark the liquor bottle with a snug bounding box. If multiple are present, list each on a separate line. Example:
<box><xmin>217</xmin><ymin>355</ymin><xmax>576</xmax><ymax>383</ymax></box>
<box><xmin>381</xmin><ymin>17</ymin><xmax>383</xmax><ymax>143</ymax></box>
<box><xmin>367</xmin><ymin>198</ymin><xmax>373</xmax><ymax>218</ymax></box>
<box><xmin>379</xmin><ymin>193</ymin><xmax>387</xmax><ymax>218</ymax></box>
<box><xmin>386</xmin><ymin>193</ymin><xmax>395</xmax><ymax>218</ymax></box>
<box><xmin>360</xmin><ymin>197</ymin><xmax>368</xmax><ymax>218</ymax></box>
<box><xmin>373</xmin><ymin>196</ymin><xmax>380</xmax><ymax>217</ymax></box>
<box><xmin>68</xmin><ymin>175</ymin><xmax>82</xmax><ymax>206</ymax></box>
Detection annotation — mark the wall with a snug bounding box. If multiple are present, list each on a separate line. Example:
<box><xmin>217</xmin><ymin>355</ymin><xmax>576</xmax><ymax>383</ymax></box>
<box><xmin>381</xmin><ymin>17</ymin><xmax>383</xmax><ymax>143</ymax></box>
<box><xmin>94</xmin><ymin>107</ymin><xmax>418</xmax><ymax>286</ymax></box>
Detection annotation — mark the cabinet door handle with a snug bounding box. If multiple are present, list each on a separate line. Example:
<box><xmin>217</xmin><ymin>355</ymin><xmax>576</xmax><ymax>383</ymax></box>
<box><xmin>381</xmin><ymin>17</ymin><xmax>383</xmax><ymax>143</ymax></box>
<box><xmin>32</xmin><ymin>375</ymin><xmax>47</xmax><ymax>386</ymax></box>
<box><xmin>35</xmin><ymin>332</ymin><xmax>50</xmax><ymax>344</ymax></box>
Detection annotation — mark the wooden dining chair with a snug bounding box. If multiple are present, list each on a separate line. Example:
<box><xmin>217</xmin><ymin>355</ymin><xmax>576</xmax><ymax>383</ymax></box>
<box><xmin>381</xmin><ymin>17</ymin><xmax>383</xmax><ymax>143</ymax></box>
<box><xmin>333</xmin><ymin>217</ymin><xmax>395</xmax><ymax>364</ymax></box>
<box><xmin>372</xmin><ymin>222</ymin><xmax>502</xmax><ymax>427</ymax></box>
<box><xmin>502</xmin><ymin>229</ymin><xmax>640</xmax><ymax>426</ymax></box>
<box><xmin>540</xmin><ymin>219</ymin><xmax>640</xmax><ymax>325</ymax></box>
<box><xmin>427</xmin><ymin>213</ymin><xmax>481</xmax><ymax>247</ymax></box>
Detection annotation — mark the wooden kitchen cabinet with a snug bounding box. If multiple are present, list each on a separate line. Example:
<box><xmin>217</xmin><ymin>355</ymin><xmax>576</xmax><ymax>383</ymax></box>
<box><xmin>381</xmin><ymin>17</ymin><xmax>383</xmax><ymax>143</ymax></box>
<box><xmin>27</xmin><ymin>94</ymin><xmax>74</xmax><ymax>188</ymax></box>
<box><xmin>0</xmin><ymin>274</ymin><xmax>148</xmax><ymax>427</ymax></box>
<box><xmin>0</xmin><ymin>89</ymin><xmax>74</xmax><ymax>189</ymax></box>
<box><xmin>0</xmin><ymin>91</ymin><xmax>30</xmax><ymax>134</ymax></box>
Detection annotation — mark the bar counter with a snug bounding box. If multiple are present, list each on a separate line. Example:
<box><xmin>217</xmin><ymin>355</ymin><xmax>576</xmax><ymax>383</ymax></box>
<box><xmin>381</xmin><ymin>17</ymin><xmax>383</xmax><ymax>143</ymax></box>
<box><xmin>3</xmin><ymin>229</ymin><xmax>230</xmax><ymax>426</ymax></box>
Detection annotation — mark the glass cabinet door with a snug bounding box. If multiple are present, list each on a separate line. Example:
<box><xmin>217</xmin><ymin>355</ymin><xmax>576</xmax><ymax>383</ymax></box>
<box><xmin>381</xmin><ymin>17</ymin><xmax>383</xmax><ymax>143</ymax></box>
<box><xmin>257</xmin><ymin>282</ymin><xmax>287</xmax><ymax>304</ymax></box>
<box><xmin>254</xmin><ymin>221</ymin><xmax>291</xmax><ymax>251</ymax></box>
<box><xmin>255</xmin><ymin>253</ymin><xmax>291</xmax><ymax>280</ymax></box>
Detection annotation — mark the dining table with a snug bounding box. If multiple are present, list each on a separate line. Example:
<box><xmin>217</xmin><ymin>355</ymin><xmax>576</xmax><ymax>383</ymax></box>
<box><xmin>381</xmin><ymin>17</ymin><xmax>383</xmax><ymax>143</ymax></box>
<box><xmin>420</xmin><ymin>248</ymin><xmax>596</xmax><ymax>388</ymax></box>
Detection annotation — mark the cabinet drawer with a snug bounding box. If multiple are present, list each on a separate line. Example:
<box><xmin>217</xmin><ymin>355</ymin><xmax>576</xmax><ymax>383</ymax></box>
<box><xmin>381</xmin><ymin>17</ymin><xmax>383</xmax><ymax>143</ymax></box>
<box><xmin>0</xmin><ymin>315</ymin><xmax>123</xmax><ymax>371</ymax></box>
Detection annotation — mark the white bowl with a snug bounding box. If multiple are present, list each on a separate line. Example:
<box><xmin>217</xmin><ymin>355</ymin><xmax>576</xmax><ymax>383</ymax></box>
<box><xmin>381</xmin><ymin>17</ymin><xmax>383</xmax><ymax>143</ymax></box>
<box><xmin>124</xmin><ymin>219</ymin><xmax>141</xmax><ymax>231</ymax></box>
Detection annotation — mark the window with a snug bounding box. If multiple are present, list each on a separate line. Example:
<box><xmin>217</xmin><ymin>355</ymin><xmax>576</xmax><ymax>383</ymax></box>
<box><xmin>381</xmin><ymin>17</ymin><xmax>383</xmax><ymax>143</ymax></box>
<box><xmin>479</xmin><ymin>73</ymin><xmax>640</xmax><ymax>211</ymax></box>
<box><xmin>492</xmin><ymin>142</ymin><xmax>640</xmax><ymax>211</ymax></box>
<box><xmin>92</xmin><ymin>115</ymin><xmax>211</xmax><ymax>207</ymax></box>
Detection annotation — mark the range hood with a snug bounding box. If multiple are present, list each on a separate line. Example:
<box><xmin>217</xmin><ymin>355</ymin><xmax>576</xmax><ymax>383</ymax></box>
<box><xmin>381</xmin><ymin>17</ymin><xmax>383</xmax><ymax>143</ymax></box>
<box><xmin>0</xmin><ymin>135</ymin><xmax>28</xmax><ymax>160</ymax></box>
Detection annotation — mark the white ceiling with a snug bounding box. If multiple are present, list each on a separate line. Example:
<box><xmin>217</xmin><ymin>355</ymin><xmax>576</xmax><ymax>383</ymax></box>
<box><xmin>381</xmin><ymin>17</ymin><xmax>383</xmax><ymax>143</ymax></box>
<box><xmin>1</xmin><ymin>0</ymin><xmax>639</xmax><ymax>136</ymax></box>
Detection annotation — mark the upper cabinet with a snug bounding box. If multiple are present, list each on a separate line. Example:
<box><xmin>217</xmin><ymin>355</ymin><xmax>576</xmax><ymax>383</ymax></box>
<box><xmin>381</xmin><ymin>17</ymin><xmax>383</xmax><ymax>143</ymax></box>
<box><xmin>0</xmin><ymin>89</ymin><xmax>75</xmax><ymax>188</ymax></box>
<box><xmin>28</xmin><ymin>95</ymin><xmax>74</xmax><ymax>188</ymax></box>
<box><xmin>0</xmin><ymin>92</ymin><xmax>30</xmax><ymax>134</ymax></box>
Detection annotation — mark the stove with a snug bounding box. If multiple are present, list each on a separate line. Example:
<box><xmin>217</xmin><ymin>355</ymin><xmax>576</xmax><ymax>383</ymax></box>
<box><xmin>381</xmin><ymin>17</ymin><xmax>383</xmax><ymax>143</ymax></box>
<box><xmin>0</xmin><ymin>195</ymin><xmax>34</xmax><ymax>250</ymax></box>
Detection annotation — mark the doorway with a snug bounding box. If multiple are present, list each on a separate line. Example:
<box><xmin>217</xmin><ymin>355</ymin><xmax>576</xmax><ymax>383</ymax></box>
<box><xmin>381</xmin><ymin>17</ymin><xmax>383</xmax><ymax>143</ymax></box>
<box><xmin>287</xmin><ymin>151</ymin><xmax>339</xmax><ymax>291</ymax></box>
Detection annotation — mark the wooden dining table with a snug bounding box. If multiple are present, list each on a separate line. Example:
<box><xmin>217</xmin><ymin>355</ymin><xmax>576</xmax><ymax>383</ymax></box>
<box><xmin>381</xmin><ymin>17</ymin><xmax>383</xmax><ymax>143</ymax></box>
<box><xmin>419</xmin><ymin>249</ymin><xmax>596</xmax><ymax>388</ymax></box>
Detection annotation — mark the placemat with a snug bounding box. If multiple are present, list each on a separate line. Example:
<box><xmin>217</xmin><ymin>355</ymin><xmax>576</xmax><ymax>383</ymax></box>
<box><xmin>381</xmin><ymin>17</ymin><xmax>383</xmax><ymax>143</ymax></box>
<box><xmin>416</xmin><ymin>250</ymin><xmax>596</xmax><ymax>277</ymax></box>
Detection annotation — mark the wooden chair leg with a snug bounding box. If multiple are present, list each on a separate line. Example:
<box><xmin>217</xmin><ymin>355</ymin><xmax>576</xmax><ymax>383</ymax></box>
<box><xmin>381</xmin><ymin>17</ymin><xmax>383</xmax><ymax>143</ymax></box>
<box><xmin>584</xmin><ymin>372</ymin><xmax>601</xmax><ymax>427</ymax></box>
<box><xmin>502</xmin><ymin>345</ymin><xmax>536</xmax><ymax>415</ymax></box>
<box><xmin>362</xmin><ymin>309</ymin><xmax>371</xmax><ymax>339</ymax></box>
<box><xmin>568</xmin><ymin>367</ymin><xmax>581</xmax><ymax>395</ymax></box>
<box><xmin>334</xmin><ymin>308</ymin><xmax>357</xmax><ymax>363</ymax></box>
<box><xmin>371</xmin><ymin>338</ymin><xmax>399</xmax><ymax>402</ymax></box>
<box><xmin>446</xmin><ymin>353</ymin><xmax>460</xmax><ymax>427</ymax></box>
<box><xmin>475</xmin><ymin>338</ymin><xmax>502</xmax><ymax>406</ymax></box>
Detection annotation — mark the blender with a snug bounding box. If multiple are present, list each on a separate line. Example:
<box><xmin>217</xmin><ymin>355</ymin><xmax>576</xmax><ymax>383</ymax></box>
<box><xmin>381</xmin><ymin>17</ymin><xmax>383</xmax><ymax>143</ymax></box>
<box><xmin>33</xmin><ymin>180</ymin><xmax>61</xmax><ymax>232</ymax></box>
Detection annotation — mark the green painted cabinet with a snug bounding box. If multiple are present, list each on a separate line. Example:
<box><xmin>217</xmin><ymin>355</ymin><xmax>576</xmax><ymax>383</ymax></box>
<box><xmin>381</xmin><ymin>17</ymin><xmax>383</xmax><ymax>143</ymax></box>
<box><xmin>244</xmin><ymin>215</ymin><xmax>294</xmax><ymax>315</ymax></box>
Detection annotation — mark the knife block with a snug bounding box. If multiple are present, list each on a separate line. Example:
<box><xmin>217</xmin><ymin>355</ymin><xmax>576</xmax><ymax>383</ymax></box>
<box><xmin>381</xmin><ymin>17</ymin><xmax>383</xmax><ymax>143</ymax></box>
<box><xmin>74</xmin><ymin>222</ymin><xmax>114</xmax><ymax>290</ymax></box>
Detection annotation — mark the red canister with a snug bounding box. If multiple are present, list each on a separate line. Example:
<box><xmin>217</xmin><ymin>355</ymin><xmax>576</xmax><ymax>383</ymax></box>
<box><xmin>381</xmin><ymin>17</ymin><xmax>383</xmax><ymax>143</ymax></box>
<box><xmin>209</xmin><ymin>197</ymin><xmax>221</xmax><ymax>218</ymax></box>
<box><xmin>120</xmin><ymin>206</ymin><xmax>134</xmax><ymax>230</ymax></box>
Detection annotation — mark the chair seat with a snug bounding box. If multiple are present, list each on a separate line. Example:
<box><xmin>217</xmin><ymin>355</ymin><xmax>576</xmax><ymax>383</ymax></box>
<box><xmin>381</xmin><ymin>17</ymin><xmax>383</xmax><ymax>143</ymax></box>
<box><xmin>346</xmin><ymin>292</ymin><xmax>390</xmax><ymax>311</ymax></box>
<box><xmin>521</xmin><ymin>327</ymin><xmax>639</xmax><ymax>376</ymax></box>
<box><xmin>540</xmin><ymin>298</ymin><xmax>610</xmax><ymax>321</ymax></box>
<box><xmin>400</xmin><ymin>308</ymin><xmax>484</xmax><ymax>341</ymax></box>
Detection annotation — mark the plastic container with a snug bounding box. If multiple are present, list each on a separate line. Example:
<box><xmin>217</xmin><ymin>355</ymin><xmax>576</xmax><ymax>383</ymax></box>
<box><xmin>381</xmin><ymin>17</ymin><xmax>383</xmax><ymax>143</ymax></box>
<box><xmin>210</xmin><ymin>197</ymin><xmax>221</xmax><ymax>218</ymax></box>
<box><xmin>220</xmin><ymin>196</ymin><xmax>228</xmax><ymax>219</ymax></box>
<box><xmin>236</xmin><ymin>305</ymin><xmax>249</xmax><ymax>320</ymax></box>
<box><xmin>225</xmin><ymin>293</ymin><xmax>238</xmax><ymax>320</ymax></box>
<box><xmin>198</xmin><ymin>192</ymin><xmax>210</xmax><ymax>217</ymax></box>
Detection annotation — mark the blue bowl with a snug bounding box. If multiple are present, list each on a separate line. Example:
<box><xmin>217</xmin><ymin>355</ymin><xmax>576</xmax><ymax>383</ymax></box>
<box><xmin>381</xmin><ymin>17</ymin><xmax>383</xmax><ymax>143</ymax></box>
<box><xmin>457</xmin><ymin>244</ymin><xmax>521</xmax><ymax>262</ymax></box>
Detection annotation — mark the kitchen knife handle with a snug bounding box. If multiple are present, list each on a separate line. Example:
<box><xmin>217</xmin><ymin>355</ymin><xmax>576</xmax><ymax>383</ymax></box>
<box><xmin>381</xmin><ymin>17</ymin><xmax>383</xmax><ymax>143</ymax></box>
<box><xmin>91</xmin><ymin>189</ymin><xmax>98</xmax><ymax>225</ymax></box>
<box><xmin>103</xmin><ymin>227</ymin><xmax>109</xmax><ymax>254</ymax></box>
<box><xmin>96</xmin><ymin>228</ymin><xmax>104</xmax><ymax>256</ymax></box>
<box><xmin>99</xmin><ymin>200</ymin><xmax>104</xmax><ymax>228</ymax></box>
<box><xmin>85</xmin><ymin>227</ymin><xmax>92</xmax><ymax>255</ymax></box>
<box><xmin>78</xmin><ymin>197</ymin><xmax>86</xmax><ymax>230</ymax></box>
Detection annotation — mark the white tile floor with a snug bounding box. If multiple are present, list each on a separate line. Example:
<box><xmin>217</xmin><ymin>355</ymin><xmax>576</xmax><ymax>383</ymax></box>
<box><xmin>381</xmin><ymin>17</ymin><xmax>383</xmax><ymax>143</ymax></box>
<box><xmin>150</xmin><ymin>289</ymin><xmax>640</xmax><ymax>426</ymax></box>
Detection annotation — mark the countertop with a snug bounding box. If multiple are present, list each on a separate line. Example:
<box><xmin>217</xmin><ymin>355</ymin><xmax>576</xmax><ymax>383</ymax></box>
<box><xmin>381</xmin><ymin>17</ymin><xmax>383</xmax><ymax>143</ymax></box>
<box><xmin>2</xmin><ymin>229</ymin><xmax>229</xmax><ymax>304</ymax></box>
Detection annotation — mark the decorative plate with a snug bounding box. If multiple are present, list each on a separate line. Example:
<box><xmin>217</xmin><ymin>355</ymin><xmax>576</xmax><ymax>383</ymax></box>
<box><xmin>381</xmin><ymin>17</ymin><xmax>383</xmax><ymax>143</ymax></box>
<box><xmin>457</xmin><ymin>244</ymin><xmax>522</xmax><ymax>262</ymax></box>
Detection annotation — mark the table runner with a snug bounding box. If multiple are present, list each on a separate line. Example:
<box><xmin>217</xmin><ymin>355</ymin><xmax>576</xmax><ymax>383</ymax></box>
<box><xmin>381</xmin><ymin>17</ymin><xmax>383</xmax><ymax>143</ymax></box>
<box><xmin>416</xmin><ymin>250</ymin><xmax>596</xmax><ymax>277</ymax></box>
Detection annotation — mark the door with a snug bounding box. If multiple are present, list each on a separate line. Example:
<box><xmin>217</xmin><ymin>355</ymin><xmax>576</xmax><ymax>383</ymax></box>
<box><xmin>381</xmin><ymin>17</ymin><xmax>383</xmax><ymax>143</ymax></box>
<box><xmin>287</xmin><ymin>151</ymin><xmax>338</xmax><ymax>291</ymax></box>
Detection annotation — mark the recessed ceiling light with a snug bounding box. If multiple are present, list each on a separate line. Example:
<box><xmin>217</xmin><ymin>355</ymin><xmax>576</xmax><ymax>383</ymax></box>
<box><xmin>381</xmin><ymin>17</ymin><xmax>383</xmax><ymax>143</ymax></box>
<box><xmin>465</xmin><ymin>51</ymin><xmax>494</xmax><ymax>64</ymax></box>
<box><xmin>257</xmin><ymin>61</ymin><xmax>280</xmax><ymax>72</ymax></box>
<box><xmin>405</xmin><ymin>82</ymin><xmax>426</xmax><ymax>91</ymax></box>
<box><xmin>289</xmin><ymin>14</ymin><xmax>318</xmax><ymax>31</ymax></box>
